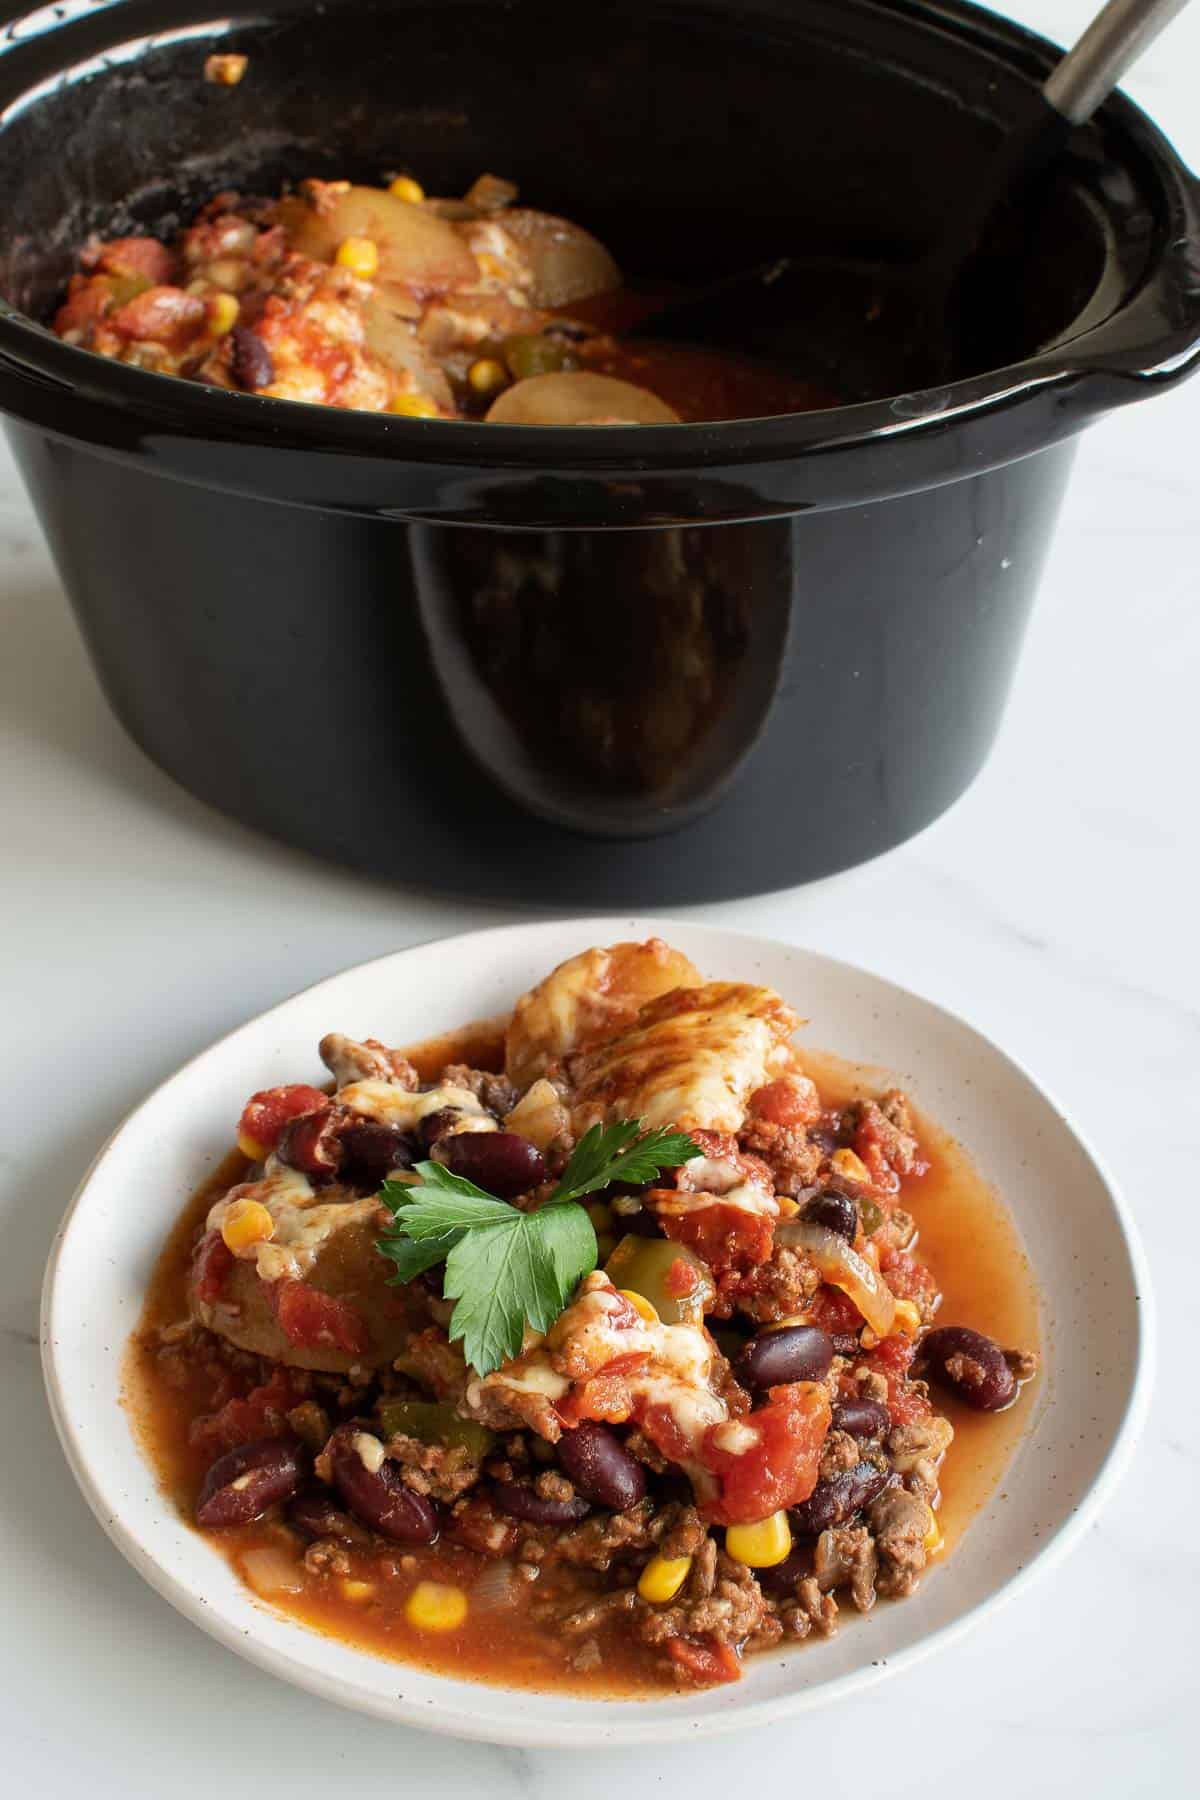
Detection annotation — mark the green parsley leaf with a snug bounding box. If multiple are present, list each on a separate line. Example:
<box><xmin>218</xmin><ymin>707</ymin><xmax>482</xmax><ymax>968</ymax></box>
<box><xmin>374</xmin><ymin>1118</ymin><xmax>700</xmax><ymax>1376</ymax></box>
<box><xmin>550</xmin><ymin>1120</ymin><xmax>703</xmax><ymax>1204</ymax></box>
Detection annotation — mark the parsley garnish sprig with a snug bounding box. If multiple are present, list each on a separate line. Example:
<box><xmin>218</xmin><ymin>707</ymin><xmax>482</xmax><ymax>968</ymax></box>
<box><xmin>376</xmin><ymin>1120</ymin><xmax>701</xmax><ymax>1376</ymax></box>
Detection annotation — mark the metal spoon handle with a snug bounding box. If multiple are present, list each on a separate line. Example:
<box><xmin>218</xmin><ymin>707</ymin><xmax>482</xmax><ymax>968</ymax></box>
<box><xmin>1043</xmin><ymin>0</ymin><xmax>1192</xmax><ymax>125</ymax></box>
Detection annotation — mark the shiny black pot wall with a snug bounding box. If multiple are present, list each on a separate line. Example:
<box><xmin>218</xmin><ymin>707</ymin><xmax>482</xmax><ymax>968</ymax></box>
<box><xmin>0</xmin><ymin>0</ymin><xmax>1197</xmax><ymax>903</ymax></box>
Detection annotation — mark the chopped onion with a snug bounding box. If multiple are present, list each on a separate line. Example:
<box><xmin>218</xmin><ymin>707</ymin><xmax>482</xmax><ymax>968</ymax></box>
<box><xmin>777</xmin><ymin>1220</ymin><xmax>897</xmax><ymax>1339</ymax></box>
<box><xmin>472</xmin><ymin>1559</ymin><xmax>520</xmax><ymax>1610</ymax></box>
<box><xmin>242</xmin><ymin>1546</ymin><xmax>305</xmax><ymax>1597</ymax></box>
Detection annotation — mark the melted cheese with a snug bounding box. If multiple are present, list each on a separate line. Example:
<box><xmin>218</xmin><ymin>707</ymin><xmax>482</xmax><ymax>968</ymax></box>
<box><xmin>206</xmin><ymin>1163</ymin><xmax>379</xmax><ymax>1284</ymax></box>
<box><xmin>337</xmin><ymin>1081</ymin><xmax>491</xmax><ymax>1131</ymax></box>
<box><xmin>505</xmin><ymin>939</ymin><xmax>701</xmax><ymax>1087</ymax></box>
<box><xmin>565</xmin><ymin>982</ymin><xmax>798</xmax><ymax>1134</ymax></box>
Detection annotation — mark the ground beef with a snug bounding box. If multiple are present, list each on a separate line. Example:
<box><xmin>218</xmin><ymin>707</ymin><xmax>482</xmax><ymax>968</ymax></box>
<box><xmin>303</xmin><ymin>1538</ymin><xmax>352</xmax><ymax>1576</ymax></box>
<box><xmin>319</xmin><ymin>1033</ymin><xmax>419</xmax><ymax>1089</ymax></box>
<box><xmin>849</xmin><ymin>1091</ymin><xmax>925</xmax><ymax>1177</ymax></box>
<box><xmin>778</xmin><ymin>1576</ymin><xmax>839</xmax><ymax>1639</ymax></box>
<box><xmin>560</xmin><ymin>1588</ymin><xmax>638</xmax><ymax>1635</ymax></box>
<box><xmin>869</xmin><ymin>1486</ymin><xmax>933</xmax><ymax>1597</ymax></box>
<box><xmin>818</xmin><ymin>1429</ymin><xmax>861</xmax><ymax>1481</ymax></box>
<box><xmin>450</xmin><ymin>1493</ymin><xmax>520</xmax><ymax>1556</ymax></box>
<box><xmin>737</xmin><ymin>1115</ymin><xmax>825</xmax><ymax>1195</ymax></box>
<box><xmin>814</xmin><ymin>1524</ymin><xmax>877</xmax><ymax>1612</ymax></box>
<box><xmin>655</xmin><ymin>1504</ymin><xmax>708</xmax><ymax>1562</ymax></box>
<box><xmin>440</xmin><ymin>1063</ymin><xmax>519</xmax><ymax>1118</ymax></box>
<box><xmin>729</xmin><ymin>1244</ymin><xmax>821</xmax><ymax>1324</ymax></box>
<box><xmin>634</xmin><ymin>1549</ymin><xmax>771</xmax><ymax>1650</ymax></box>
<box><xmin>624</xmin><ymin>1428</ymin><xmax>671</xmax><ymax>1473</ymax></box>
<box><xmin>1005</xmin><ymin>1345</ymin><xmax>1040</xmax><ymax>1381</ymax></box>
<box><xmin>384</xmin><ymin>1431</ymin><xmax>484</xmax><ymax>1502</ymax></box>
<box><xmin>555</xmin><ymin>1499</ymin><xmax>662</xmax><ymax>1570</ymax></box>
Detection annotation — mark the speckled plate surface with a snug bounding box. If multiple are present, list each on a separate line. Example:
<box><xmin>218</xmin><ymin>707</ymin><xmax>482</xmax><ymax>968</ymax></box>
<box><xmin>41</xmin><ymin>918</ymin><xmax>1152</xmax><ymax>1743</ymax></box>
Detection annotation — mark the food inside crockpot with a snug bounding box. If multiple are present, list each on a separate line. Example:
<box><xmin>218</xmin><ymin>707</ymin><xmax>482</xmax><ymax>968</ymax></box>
<box><xmin>130</xmin><ymin>938</ymin><xmax>1038</xmax><ymax>1694</ymax></box>
<box><xmin>53</xmin><ymin>172</ymin><xmax>829</xmax><ymax>423</ymax></box>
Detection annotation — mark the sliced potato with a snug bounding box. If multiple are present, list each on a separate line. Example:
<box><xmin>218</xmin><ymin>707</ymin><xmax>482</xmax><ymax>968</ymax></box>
<box><xmin>486</xmin><ymin>370</ymin><xmax>679</xmax><ymax>426</ymax></box>
<box><xmin>506</xmin><ymin>939</ymin><xmax>702</xmax><ymax>1087</ymax></box>
<box><xmin>500</xmin><ymin>208</ymin><xmax>620</xmax><ymax>307</ymax></box>
<box><xmin>362</xmin><ymin>295</ymin><xmax>454</xmax><ymax>408</ymax></box>
<box><xmin>191</xmin><ymin>1204</ymin><xmax>416</xmax><ymax>1373</ymax></box>
<box><xmin>277</xmin><ymin>186</ymin><xmax>477</xmax><ymax>296</ymax></box>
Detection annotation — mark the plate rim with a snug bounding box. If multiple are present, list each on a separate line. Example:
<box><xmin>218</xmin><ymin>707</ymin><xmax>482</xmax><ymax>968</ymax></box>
<box><xmin>40</xmin><ymin>915</ymin><xmax>1156</xmax><ymax>1744</ymax></box>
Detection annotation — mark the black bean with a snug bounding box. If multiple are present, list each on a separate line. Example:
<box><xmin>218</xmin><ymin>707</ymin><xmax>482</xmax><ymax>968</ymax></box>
<box><xmin>737</xmin><ymin>1324</ymin><xmax>834</xmax><ymax>1390</ymax></box>
<box><xmin>557</xmin><ymin>1422</ymin><xmax>646</xmax><ymax>1511</ymax></box>
<box><xmin>196</xmin><ymin>1436</ymin><xmax>304</xmax><ymax>1528</ymax></box>
<box><xmin>831</xmin><ymin>1398</ymin><xmax>891</xmax><ymax>1439</ymax></box>
<box><xmin>921</xmin><ymin>1325</ymin><xmax>1018</xmax><ymax>1412</ymax></box>
<box><xmin>801</xmin><ymin>1190</ymin><xmax>858</xmax><ymax>1241</ymax></box>
<box><xmin>328</xmin><ymin>1426</ymin><xmax>439</xmax><ymax>1543</ymax></box>
<box><xmin>438</xmin><ymin>1131</ymin><xmax>547</xmax><ymax>1199</ymax></box>
<box><xmin>230</xmin><ymin>323</ymin><xmax>274</xmax><ymax>390</ymax></box>
<box><xmin>339</xmin><ymin>1119</ymin><xmax>415</xmax><ymax>1191</ymax></box>
<box><xmin>491</xmin><ymin>1480</ymin><xmax>590</xmax><ymax>1525</ymax></box>
<box><xmin>789</xmin><ymin>1461</ymin><xmax>896</xmax><ymax>1538</ymax></box>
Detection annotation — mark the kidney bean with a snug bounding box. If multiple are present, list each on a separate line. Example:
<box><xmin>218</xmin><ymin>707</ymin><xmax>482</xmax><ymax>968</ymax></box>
<box><xmin>339</xmin><ymin>1119</ymin><xmax>415</xmax><ymax>1192</ymax></box>
<box><xmin>737</xmin><ymin>1324</ymin><xmax>834</xmax><ymax>1390</ymax></box>
<box><xmin>328</xmin><ymin>1427</ymin><xmax>440</xmax><ymax>1543</ymax></box>
<box><xmin>438</xmin><ymin>1131</ymin><xmax>547</xmax><ymax>1198</ymax></box>
<box><xmin>789</xmin><ymin>1461</ymin><xmax>896</xmax><ymax>1538</ymax></box>
<box><xmin>230</xmin><ymin>323</ymin><xmax>274</xmax><ymax>390</ymax></box>
<box><xmin>557</xmin><ymin>1422</ymin><xmax>646</xmax><ymax>1511</ymax></box>
<box><xmin>195</xmin><ymin>1436</ymin><xmax>304</xmax><ymax>1528</ymax></box>
<box><xmin>287</xmin><ymin>1489</ymin><xmax>372</xmax><ymax>1548</ymax></box>
<box><xmin>831</xmin><ymin>1398</ymin><xmax>891</xmax><ymax>1439</ymax></box>
<box><xmin>276</xmin><ymin>1107</ymin><xmax>344</xmax><ymax>1184</ymax></box>
<box><xmin>492</xmin><ymin>1480</ymin><xmax>590</xmax><ymax>1525</ymax></box>
<box><xmin>801</xmin><ymin>1189</ymin><xmax>858</xmax><ymax>1241</ymax></box>
<box><xmin>921</xmin><ymin>1325</ymin><xmax>1017</xmax><ymax>1412</ymax></box>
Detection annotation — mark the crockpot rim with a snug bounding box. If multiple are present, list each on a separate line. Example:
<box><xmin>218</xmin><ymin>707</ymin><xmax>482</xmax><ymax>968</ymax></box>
<box><xmin>0</xmin><ymin>0</ymin><xmax>1196</xmax><ymax>485</ymax></box>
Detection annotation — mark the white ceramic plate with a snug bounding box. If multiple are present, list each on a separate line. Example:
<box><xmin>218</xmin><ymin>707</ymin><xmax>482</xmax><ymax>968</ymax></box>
<box><xmin>42</xmin><ymin>918</ymin><xmax>1151</xmax><ymax>1744</ymax></box>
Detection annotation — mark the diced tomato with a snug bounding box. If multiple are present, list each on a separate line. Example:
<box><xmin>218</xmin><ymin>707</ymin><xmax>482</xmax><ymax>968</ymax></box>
<box><xmin>191</xmin><ymin>1229</ymin><xmax>234</xmax><ymax>1305</ymax></box>
<box><xmin>238</xmin><ymin>1084</ymin><xmax>330</xmax><ymax>1155</ymax></box>
<box><xmin>664</xmin><ymin>1256</ymin><xmax>701</xmax><ymax>1299</ymax></box>
<box><xmin>667</xmin><ymin>1637</ymin><xmax>742</xmax><ymax>1686</ymax></box>
<box><xmin>189</xmin><ymin>1366</ymin><xmax>300</xmax><ymax>1454</ymax></box>
<box><xmin>808</xmin><ymin>1283</ymin><xmax>863</xmax><ymax>1336</ymax></box>
<box><xmin>86</xmin><ymin>235</ymin><xmax>175</xmax><ymax>284</ymax></box>
<box><xmin>703</xmin><ymin>1381</ymin><xmax>831</xmax><ymax>1524</ymax></box>
<box><xmin>109</xmin><ymin>284</ymin><xmax>206</xmax><ymax>347</ymax></box>
<box><xmin>748</xmin><ymin>1075</ymin><xmax>821</xmax><ymax>1129</ymax></box>
<box><xmin>639</xmin><ymin>1402</ymin><xmax>699</xmax><ymax>1470</ymax></box>
<box><xmin>861</xmin><ymin>1332</ymin><xmax>931</xmax><ymax>1427</ymax></box>
<box><xmin>557</xmin><ymin>1360</ymin><xmax>644</xmax><ymax>1426</ymax></box>
<box><xmin>268</xmin><ymin>1278</ymin><xmax>369</xmax><ymax>1356</ymax></box>
<box><xmin>661</xmin><ymin>1201</ymin><xmax>774</xmax><ymax>1277</ymax></box>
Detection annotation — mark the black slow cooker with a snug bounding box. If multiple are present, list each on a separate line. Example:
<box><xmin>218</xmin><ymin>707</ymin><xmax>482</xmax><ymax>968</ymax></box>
<box><xmin>0</xmin><ymin>0</ymin><xmax>1196</xmax><ymax>901</ymax></box>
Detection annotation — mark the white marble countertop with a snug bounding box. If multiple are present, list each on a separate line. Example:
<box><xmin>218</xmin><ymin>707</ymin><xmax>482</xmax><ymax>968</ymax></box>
<box><xmin>2</xmin><ymin>2</ymin><xmax>1197</xmax><ymax>1791</ymax></box>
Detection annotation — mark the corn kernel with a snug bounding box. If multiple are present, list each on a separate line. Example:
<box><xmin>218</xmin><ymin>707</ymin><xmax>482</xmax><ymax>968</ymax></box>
<box><xmin>390</xmin><ymin>392</ymin><xmax>441</xmax><ymax>418</ymax></box>
<box><xmin>236</xmin><ymin>1129</ymin><xmax>268</xmax><ymax>1162</ymax></box>
<box><xmin>831</xmin><ymin>1147</ymin><xmax>871</xmax><ymax>1183</ymax></box>
<box><xmin>388</xmin><ymin>175</ymin><xmax>425</xmax><ymax>204</ymax></box>
<box><xmin>340</xmin><ymin>1578</ymin><xmax>376</xmax><ymax>1603</ymax></box>
<box><xmin>775</xmin><ymin>1195</ymin><xmax>800</xmax><ymax>1218</ymax></box>
<box><xmin>618</xmin><ymin>1288</ymin><xmax>659</xmax><ymax>1326</ymax></box>
<box><xmin>637</xmin><ymin>1553</ymin><xmax>692</xmax><ymax>1604</ymax></box>
<box><xmin>467</xmin><ymin>356</ymin><xmax>509</xmax><ymax>396</ymax></box>
<box><xmin>204</xmin><ymin>52</ymin><xmax>248</xmax><ymax>87</ymax></box>
<box><xmin>220</xmin><ymin>1198</ymin><xmax>275</xmax><ymax>1253</ymax></box>
<box><xmin>724</xmin><ymin>1510</ymin><xmax>792</xmax><ymax>1569</ymax></box>
<box><xmin>208</xmin><ymin>292</ymin><xmax>239</xmax><ymax>336</ymax></box>
<box><xmin>405</xmin><ymin>1581</ymin><xmax>467</xmax><ymax>1632</ymax></box>
<box><xmin>335</xmin><ymin>235</ymin><xmax>379</xmax><ymax>277</ymax></box>
<box><xmin>893</xmin><ymin>1299</ymin><xmax>922</xmax><ymax>1337</ymax></box>
<box><xmin>924</xmin><ymin>1516</ymin><xmax>944</xmax><ymax>1556</ymax></box>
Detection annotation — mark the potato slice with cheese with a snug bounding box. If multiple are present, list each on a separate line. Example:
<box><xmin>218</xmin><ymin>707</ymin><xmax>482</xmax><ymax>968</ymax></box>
<box><xmin>191</xmin><ymin>1166</ymin><xmax>415</xmax><ymax>1372</ymax></box>
<box><xmin>277</xmin><ymin>185</ymin><xmax>477</xmax><ymax>296</ymax></box>
<box><xmin>564</xmin><ymin>981</ymin><xmax>799</xmax><ymax>1135</ymax></box>
<box><xmin>505</xmin><ymin>938</ymin><xmax>701</xmax><ymax>1088</ymax></box>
